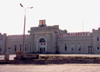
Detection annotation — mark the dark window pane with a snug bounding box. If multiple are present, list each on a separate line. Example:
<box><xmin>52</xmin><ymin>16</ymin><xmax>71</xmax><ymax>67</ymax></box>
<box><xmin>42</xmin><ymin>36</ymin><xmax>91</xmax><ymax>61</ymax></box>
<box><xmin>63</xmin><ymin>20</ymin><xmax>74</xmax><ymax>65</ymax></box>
<box><xmin>39</xmin><ymin>38</ymin><xmax>46</xmax><ymax>42</ymax></box>
<box><xmin>14</xmin><ymin>45</ymin><xmax>16</xmax><ymax>51</ymax></box>
<box><xmin>97</xmin><ymin>47</ymin><xmax>99</xmax><ymax>50</ymax></box>
<box><xmin>65</xmin><ymin>46</ymin><xmax>67</xmax><ymax>51</ymax></box>
<box><xmin>20</xmin><ymin>45</ymin><xmax>22</xmax><ymax>51</ymax></box>
<box><xmin>97</xmin><ymin>38</ymin><xmax>99</xmax><ymax>41</ymax></box>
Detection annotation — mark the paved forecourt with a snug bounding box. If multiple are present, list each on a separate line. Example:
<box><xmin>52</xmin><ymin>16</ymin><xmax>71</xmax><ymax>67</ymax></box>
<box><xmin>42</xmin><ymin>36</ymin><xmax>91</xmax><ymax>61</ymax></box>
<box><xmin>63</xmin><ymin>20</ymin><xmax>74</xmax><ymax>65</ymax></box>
<box><xmin>0</xmin><ymin>64</ymin><xmax>100</xmax><ymax>72</ymax></box>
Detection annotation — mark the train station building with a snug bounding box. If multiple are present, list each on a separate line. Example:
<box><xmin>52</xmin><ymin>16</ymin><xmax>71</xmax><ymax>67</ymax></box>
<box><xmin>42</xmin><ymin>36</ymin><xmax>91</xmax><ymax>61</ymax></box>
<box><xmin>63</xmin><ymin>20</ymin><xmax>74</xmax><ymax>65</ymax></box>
<box><xmin>0</xmin><ymin>20</ymin><xmax>100</xmax><ymax>54</ymax></box>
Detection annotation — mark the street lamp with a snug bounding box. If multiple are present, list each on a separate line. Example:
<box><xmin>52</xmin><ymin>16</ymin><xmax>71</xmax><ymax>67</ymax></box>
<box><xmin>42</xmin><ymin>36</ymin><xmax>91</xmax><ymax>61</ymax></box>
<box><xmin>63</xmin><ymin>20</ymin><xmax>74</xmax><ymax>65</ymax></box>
<box><xmin>20</xmin><ymin>3</ymin><xmax>33</xmax><ymax>54</ymax></box>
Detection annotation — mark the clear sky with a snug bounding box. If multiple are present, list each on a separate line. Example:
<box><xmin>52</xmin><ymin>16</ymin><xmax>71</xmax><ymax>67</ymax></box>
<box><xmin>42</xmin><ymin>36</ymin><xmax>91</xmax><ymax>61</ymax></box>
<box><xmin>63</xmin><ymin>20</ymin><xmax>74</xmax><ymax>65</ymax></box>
<box><xmin>0</xmin><ymin>0</ymin><xmax>100</xmax><ymax>35</ymax></box>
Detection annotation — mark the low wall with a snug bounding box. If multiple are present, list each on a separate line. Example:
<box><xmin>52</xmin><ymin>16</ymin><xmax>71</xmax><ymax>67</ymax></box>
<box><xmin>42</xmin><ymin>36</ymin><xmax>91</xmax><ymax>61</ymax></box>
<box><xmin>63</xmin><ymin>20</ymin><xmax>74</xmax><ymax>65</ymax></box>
<box><xmin>1</xmin><ymin>55</ymin><xmax>100</xmax><ymax>64</ymax></box>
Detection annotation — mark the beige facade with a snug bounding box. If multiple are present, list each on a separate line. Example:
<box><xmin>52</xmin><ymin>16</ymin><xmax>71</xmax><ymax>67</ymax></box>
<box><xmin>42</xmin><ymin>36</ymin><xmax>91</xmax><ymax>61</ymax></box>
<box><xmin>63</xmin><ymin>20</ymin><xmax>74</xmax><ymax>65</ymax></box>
<box><xmin>6</xmin><ymin>35</ymin><xmax>30</xmax><ymax>54</ymax></box>
<box><xmin>0</xmin><ymin>20</ymin><xmax>100</xmax><ymax>54</ymax></box>
<box><xmin>92</xmin><ymin>28</ymin><xmax>100</xmax><ymax>54</ymax></box>
<box><xmin>58</xmin><ymin>33</ymin><xmax>92</xmax><ymax>54</ymax></box>
<box><xmin>0</xmin><ymin>33</ymin><xmax>6</xmax><ymax>54</ymax></box>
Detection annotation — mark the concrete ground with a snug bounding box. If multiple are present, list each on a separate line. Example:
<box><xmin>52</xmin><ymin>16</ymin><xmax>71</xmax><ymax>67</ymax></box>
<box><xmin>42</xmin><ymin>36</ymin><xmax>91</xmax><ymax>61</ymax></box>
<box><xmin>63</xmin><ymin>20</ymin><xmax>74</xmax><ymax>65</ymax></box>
<box><xmin>0</xmin><ymin>64</ymin><xmax>100</xmax><ymax>72</ymax></box>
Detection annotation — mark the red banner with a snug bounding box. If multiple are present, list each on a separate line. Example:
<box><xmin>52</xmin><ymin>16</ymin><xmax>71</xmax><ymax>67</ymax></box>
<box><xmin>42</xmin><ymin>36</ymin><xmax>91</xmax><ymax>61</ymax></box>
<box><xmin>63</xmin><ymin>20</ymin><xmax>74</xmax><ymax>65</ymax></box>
<box><xmin>59</xmin><ymin>32</ymin><xmax>90</xmax><ymax>37</ymax></box>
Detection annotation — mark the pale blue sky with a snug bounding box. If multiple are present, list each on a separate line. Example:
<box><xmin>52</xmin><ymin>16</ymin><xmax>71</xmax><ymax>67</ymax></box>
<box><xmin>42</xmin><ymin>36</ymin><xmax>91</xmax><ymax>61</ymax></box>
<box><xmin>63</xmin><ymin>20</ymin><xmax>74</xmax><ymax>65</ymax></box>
<box><xmin>0</xmin><ymin>0</ymin><xmax>100</xmax><ymax>35</ymax></box>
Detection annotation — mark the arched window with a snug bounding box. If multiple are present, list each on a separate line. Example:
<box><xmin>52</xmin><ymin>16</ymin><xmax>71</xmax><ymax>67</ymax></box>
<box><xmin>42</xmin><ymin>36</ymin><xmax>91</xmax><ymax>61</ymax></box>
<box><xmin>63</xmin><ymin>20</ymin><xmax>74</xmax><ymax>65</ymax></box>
<box><xmin>39</xmin><ymin>38</ymin><xmax>46</xmax><ymax>42</ymax></box>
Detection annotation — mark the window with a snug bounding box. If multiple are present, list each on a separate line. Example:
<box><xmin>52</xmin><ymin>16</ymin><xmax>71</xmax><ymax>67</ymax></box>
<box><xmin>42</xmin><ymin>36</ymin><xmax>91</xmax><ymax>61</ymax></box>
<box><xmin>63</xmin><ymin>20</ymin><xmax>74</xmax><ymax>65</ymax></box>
<box><xmin>97</xmin><ymin>38</ymin><xmax>99</xmax><ymax>41</ymax></box>
<box><xmin>88</xmin><ymin>46</ymin><xmax>92</xmax><ymax>54</ymax></box>
<box><xmin>78</xmin><ymin>43</ymin><xmax>81</xmax><ymax>51</ymax></box>
<box><xmin>0</xmin><ymin>41</ymin><xmax>2</xmax><ymax>45</ymax></box>
<box><xmin>14</xmin><ymin>45</ymin><xmax>17</xmax><ymax>51</ymax></box>
<box><xmin>25</xmin><ymin>44</ymin><xmax>27</xmax><ymax>51</ymax></box>
<box><xmin>65</xmin><ymin>44</ymin><xmax>67</xmax><ymax>51</ymax></box>
<box><xmin>71</xmin><ymin>43</ymin><xmax>74</xmax><ymax>51</ymax></box>
<box><xmin>0</xmin><ymin>48</ymin><xmax>1</xmax><ymax>51</ymax></box>
<box><xmin>20</xmin><ymin>45</ymin><xmax>22</xmax><ymax>51</ymax></box>
<box><xmin>39</xmin><ymin>38</ymin><xmax>46</xmax><ymax>42</ymax></box>
<box><xmin>97</xmin><ymin>47</ymin><xmax>100</xmax><ymax>51</ymax></box>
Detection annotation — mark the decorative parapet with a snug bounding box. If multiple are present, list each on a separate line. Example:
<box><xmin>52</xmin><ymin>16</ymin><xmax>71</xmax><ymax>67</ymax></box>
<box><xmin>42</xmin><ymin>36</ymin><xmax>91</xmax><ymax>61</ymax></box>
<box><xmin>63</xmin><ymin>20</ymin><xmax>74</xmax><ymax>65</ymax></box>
<box><xmin>7</xmin><ymin>35</ymin><xmax>30</xmax><ymax>39</ymax></box>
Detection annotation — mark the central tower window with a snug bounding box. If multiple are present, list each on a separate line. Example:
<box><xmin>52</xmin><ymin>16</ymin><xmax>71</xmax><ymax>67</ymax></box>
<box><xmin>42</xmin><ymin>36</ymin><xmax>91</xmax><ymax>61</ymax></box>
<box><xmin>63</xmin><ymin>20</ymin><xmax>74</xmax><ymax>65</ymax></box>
<box><xmin>39</xmin><ymin>38</ymin><xmax>46</xmax><ymax>42</ymax></box>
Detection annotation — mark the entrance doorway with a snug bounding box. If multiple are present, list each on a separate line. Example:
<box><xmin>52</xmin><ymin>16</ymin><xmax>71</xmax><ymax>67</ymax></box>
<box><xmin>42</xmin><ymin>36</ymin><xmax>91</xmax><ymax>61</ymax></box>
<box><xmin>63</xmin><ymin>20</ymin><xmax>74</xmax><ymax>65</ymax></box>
<box><xmin>40</xmin><ymin>48</ymin><xmax>45</xmax><ymax>53</ymax></box>
<box><xmin>88</xmin><ymin>46</ymin><xmax>92</xmax><ymax>54</ymax></box>
<box><xmin>8</xmin><ymin>47</ymin><xmax>12</xmax><ymax>53</ymax></box>
<box><xmin>38</xmin><ymin>38</ymin><xmax>47</xmax><ymax>53</ymax></box>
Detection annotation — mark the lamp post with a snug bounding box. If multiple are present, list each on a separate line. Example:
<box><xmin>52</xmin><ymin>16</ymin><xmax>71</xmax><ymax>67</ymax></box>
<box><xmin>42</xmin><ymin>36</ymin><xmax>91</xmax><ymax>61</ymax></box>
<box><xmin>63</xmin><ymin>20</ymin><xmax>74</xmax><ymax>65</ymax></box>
<box><xmin>20</xmin><ymin>3</ymin><xmax>33</xmax><ymax>54</ymax></box>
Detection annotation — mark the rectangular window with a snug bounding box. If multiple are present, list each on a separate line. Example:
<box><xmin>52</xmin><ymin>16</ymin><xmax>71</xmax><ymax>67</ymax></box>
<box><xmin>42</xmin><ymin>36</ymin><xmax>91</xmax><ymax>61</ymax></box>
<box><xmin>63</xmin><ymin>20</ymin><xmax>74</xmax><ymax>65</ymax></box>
<box><xmin>0</xmin><ymin>40</ymin><xmax>2</xmax><ymax>45</ymax></box>
<box><xmin>20</xmin><ymin>45</ymin><xmax>22</xmax><ymax>51</ymax></box>
<box><xmin>97</xmin><ymin>47</ymin><xmax>100</xmax><ymax>51</ymax></box>
<box><xmin>65</xmin><ymin>44</ymin><xmax>67</xmax><ymax>51</ymax></box>
<box><xmin>78</xmin><ymin>43</ymin><xmax>81</xmax><ymax>51</ymax></box>
<box><xmin>0</xmin><ymin>48</ymin><xmax>1</xmax><ymax>51</ymax></box>
<box><xmin>25</xmin><ymin>44</ymin><xmax>27</xmax><ymax>51</ymax></box>
<box><xmin>97</xmin><ymin>38</ymin><xmax>99</xmax><ymax>41</ymax></box>
<box><xmin>71</xmin><ymin>43</ymin><xmax>74</xmax><ymax>51</ymax></box>
<box><xmin>14</xmin><ymin>45</ymin><xmax>17</xmax><ymax>51</ymax></box>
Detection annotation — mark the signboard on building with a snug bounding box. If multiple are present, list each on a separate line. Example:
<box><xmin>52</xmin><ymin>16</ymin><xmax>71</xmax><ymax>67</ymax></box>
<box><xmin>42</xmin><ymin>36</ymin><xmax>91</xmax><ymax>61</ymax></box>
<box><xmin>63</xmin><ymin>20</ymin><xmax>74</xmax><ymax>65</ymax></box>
<box><xmin>59</xmin><ymin>32</ymin><xmax>90</xmax><ymax>37</ymax></box>
<box><xmin>39</xmin><ymin>20</ymin><xmax>46</xmax><ymax>27</ymax></box>
<box><xmin>39</xmin><ymin>20</ymin><xmax>45</xmax><ymax>25</ymax></box>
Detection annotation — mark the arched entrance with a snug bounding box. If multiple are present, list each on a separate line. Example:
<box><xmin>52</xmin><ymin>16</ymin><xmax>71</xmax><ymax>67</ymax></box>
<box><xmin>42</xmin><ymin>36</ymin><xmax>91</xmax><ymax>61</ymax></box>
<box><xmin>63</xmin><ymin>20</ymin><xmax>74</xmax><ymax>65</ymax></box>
<box><xmin>38</xmin><ymin>38</ymin><xmax>47</xmax><ymax>53</ymax></box>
